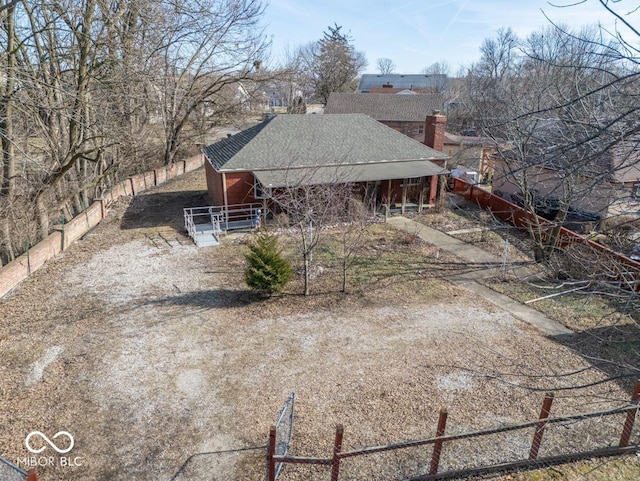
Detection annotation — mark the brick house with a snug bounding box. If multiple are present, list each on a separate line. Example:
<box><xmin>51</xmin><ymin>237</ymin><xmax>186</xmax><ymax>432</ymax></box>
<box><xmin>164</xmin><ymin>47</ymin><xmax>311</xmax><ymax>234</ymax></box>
<box><xmin>444</xmin><ymin>132</ymin><xmax>497</xmax><ymax>182</ymax></box>
<box><xmin>492</xmin><ymin>138</ymin><xmax>640</xmax><ymax>224</ymax></box>
<box><xmin>202</xmin><ymin>113</ymin><xmax>449</xmax><ymax>212</ymax></box>
<box><xmin>324</xmin><ymin>93</ymin><xmax>445</xmax><ymax>143</ymax></box>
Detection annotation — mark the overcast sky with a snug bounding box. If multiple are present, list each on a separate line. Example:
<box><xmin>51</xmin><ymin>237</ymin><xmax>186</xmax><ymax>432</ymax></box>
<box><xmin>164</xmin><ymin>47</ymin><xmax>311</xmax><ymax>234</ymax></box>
<box><xmin>262</xmin><ymin>0</ymin><xmax>638</xmax><ymax>74</ymax></box>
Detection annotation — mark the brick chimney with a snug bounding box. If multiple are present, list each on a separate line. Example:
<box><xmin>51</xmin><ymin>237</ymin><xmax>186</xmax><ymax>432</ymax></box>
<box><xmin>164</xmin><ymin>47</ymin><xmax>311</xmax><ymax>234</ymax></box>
<box><xmin>424</xmin><ymin>110</ymin><xmax>447</xmax><ymax>152</ymax></box>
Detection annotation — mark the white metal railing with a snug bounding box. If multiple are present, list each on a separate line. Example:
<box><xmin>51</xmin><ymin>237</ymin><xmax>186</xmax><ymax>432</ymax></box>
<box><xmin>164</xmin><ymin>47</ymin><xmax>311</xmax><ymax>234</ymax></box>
<box><xmin>183</xmin><ymin>203</ymin><xmax>264</xmax><ymax>242</ymax></box>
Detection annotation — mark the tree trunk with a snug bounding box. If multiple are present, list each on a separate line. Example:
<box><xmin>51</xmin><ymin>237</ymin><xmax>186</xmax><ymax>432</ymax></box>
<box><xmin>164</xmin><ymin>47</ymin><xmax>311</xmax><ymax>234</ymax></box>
<box><xmin>342</xmin><ymin>257</ymin><xmax>347</xmax><ymax>293</ymax></box>
<box><xmin>36</xmin><ymin>194</ymin><xmax>50</xmax><ymax>240</ymax></box>
<box><xmin>303</xmin><ymin>254</ymin><xmax>310</xmax><ymax>296</ymax></box>
<box><xmin>0</xmin><ymin>215</ymin><xmax>13</xmax><ymax>265</ymax></box>
<box><xmin>1</xmin><ymin>3</ymin><xmax>17</xmax><ymax>263</ymax></box>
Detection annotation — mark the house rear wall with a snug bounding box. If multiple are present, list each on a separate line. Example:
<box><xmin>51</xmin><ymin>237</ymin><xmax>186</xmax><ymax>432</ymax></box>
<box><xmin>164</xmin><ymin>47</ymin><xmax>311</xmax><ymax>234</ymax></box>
<box><xmin>225</xmin><ymin>171</ymin><xmax>258</xmax><ymax>205</ymax></box>
<box><xmin>205</xmin><ymin>162</ymin><xmax>225</xmax><ymax>205</ymax></box>
<box><xmin>379</xmin><ymin>120</ymin><xmax>424</xmax><ymax>140</ymax></box>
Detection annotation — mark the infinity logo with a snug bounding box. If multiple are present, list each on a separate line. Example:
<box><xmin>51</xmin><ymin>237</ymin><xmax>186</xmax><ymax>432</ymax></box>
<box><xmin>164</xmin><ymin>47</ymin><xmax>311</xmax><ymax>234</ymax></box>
<box><xmin>25</xmin><ymin>431</ymin><xmax>74</xmax><ymax>454</ymax></box>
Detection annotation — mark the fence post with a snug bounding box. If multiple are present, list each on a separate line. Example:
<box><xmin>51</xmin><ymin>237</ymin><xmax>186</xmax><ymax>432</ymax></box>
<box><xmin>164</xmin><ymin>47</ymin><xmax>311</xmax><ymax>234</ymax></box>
<box><xmin>620</xmin><ymin>381</ymin><xmax>640</xmax><ymax>447</ymax></box>
<box><xmin>267</xmin><ymin>425</ymin><xmax>277</xmax><ymax>481</ymax></box>
<box><xmin>429</xmin><ymin>408</ymin><xmax>448</xmax><ymax>475</ymax></box>
<box><xmin>330</xmin><ymin>424</ymin><xmax>344</xmax><ymax>481</ymax></box>
<box><xmin>27</xmin><ymin>469</ymin><xmax>37</xmax><ymax>481</ymax></box>
<box><xmin>529</xmin><ymin>393</ymin><xmax>554</xmax><ymax>459</ymax></box>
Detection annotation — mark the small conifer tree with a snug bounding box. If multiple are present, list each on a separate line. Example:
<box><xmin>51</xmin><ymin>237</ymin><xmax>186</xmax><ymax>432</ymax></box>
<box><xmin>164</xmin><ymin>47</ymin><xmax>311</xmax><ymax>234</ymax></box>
<box><xmin>244</xmin><ymin>233</ymin><xmax>292</xmax><ymax>295</ymax></box>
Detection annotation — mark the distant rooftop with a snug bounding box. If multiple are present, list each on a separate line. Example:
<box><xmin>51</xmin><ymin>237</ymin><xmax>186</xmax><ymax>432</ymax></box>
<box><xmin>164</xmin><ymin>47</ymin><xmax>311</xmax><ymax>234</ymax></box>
<box><xmin>324</xmin><ymin>93</ymin><xmax>445</xmax><ymax>122</ymax></box>
<box><xmin>358</xmin><ymin>74</ymin><xmax>448</xmax><ymax>92</ymax></box>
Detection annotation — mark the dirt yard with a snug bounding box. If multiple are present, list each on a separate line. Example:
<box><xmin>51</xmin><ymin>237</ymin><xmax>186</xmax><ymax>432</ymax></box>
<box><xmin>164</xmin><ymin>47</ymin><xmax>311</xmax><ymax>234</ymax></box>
<box><xmin>0</xmin><ymin>168</ymin><xmax>638</xmax><ymax>481</ymax></box>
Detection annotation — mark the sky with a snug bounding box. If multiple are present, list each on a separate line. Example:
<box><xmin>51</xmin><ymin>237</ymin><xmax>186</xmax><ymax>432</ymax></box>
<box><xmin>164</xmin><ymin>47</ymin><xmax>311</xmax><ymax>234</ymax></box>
<box><xmin>261</xmin><ymin>0</ymin><xmax>638</xmax><ymax>74</ymax></box>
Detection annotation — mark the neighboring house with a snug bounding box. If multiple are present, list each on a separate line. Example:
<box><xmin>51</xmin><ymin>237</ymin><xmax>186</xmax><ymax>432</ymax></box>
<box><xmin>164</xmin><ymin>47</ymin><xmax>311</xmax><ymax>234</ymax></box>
<box><xmin>324</xmin><ymin>93</ymin><xmax>445</xmax><ymax>142</ymax></box>
<box><xmin>492</xmin><ymin>138</ymin><xmax>640</xmax><ymax>223</ymax></box>
<box><xmin>202</xmin><ymin>113</ymin><xmax>450</xmax><ymax>212</ymax></box>
<box><xmin>324</xmin><ymin>93</ymin><xmax>493</xmax><ymax>177</ymax></box>
<box><xmin>444</xmin><ymin>132</ymin><xmax>497</xmax><ymax>182</ymax></box>
<box><xmin>607</xmin><ymin>140</ymin><xmax>640</xmax><ymax>217</ymax></box>
<box><xmin>358</xmin><ymin>74</ymin><xmax>448</xmax><ymax>94</ymax></box>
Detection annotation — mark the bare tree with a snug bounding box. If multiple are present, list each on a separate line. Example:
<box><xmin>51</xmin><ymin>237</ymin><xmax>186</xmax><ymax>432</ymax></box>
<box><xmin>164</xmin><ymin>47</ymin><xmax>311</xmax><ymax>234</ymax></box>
<box><xmin>0</xmin><ymin>0</ymin><xmax>269</xmax><ymax>264</ymax></box>
<box><xmin>376</xmin><ymin>57</ymin><xmax>396</xmax><ymax>75</ymax></box>
<box><xmin>150</xmin><ymin>0</ymin><xmax>269</xmax><ymax>165</ymax></box>
<box><xmin>466</xmin><ymin>17</ymin><xmax>640</xmax><ymax>283</ymax></box>
<box><xmin>337</xmin><ymin>195</ymin><xmax>374</xmax><ymax>293</ymax></box>
<box><xmin>271</xmin><ymin>182</ymin><xmax>342</xmax><ymax>296</ymax></box>
<box><xmin>0</xmin><ymin>0</ymin><xmax>17</xmax><ymax>262</ymax></box>
<box><xmin>422</xmin><ymin>60</ymin><xmax>450</xmax><ymax>76</ymax></box>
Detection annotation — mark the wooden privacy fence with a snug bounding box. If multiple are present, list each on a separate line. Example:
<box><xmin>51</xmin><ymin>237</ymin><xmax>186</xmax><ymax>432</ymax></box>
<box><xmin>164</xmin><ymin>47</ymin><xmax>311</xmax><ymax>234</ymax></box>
<box><xmin>0</xmin><ymin>154</ymin><xmax>205</xmax><ymax>298</ymax></box>
<box><xmin>451</xmin><ymin>178</ymin><xmax>640</xmax><ymax>286</ymax></box>
<box><xmin>267</xmin><ymin>383</ymin><xmax>640</xmax><ymax>481</ymax></box>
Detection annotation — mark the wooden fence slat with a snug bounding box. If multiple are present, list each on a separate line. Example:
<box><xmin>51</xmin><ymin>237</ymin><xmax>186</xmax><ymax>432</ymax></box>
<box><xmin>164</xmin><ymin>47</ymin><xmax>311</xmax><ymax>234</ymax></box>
<box><xmin>330</xmin><ymin>425</ymin><xmax>344</xmax><ymax>481</ymax></box>
<box><xmin>267</xmin><ymin>426</ymin><xmax>276</xmax><ymax>481</ymax></box>
<box><xmin>529</xmin><ymin>393</ymin><xmax>554</xmax><ymax>459</ymax></box>
<box><xmin>429</xmin><ymin>408</ymin><xmax>448</xmax><ymax>475</ymax></box>
<box><xmin>620</xmin><ymin>381</ymin><xmax>640</xmax><ymax>447</ymax></box>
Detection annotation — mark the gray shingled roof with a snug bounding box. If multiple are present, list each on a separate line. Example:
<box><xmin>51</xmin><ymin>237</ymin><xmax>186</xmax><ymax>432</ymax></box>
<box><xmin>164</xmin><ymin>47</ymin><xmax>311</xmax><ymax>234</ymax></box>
<box><xmin>358</xmin><ymin>74</ymin><xmax>447</xmax><ymax>92</ymax></box>
<box><xmin>324</xmin><ymin>93</ymin><xmax>445</xmax><ymax>122</ymax></box>
<box><xmin>202</xmin><ymin>114</ymin><xmax>449</xmax><ymax>179</ymax></box>
<box><xmin>253</xmin><ymin>160</ymin><xmax>445</xmax><ymax>188</ymax></box>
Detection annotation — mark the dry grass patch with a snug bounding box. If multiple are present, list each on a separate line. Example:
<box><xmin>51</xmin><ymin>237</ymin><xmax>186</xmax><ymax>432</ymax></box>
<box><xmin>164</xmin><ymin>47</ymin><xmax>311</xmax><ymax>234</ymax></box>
<box><xmin>1</xmin><ymin>174</ymin><xmax>638</xmax><ymax>481</ymax></box>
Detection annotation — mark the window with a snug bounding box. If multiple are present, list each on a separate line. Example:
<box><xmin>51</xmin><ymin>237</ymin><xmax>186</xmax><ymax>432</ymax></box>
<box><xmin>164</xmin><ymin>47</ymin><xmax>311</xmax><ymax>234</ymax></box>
<box><xmin>402</xmin><ymin>177</ymin><xmax>422</xmax><ymax>187</ymax></box>
<box><xmin>633</xmin><ymin>183</ymin><xmax>640</xmax><ymax>200</ymax></box>
<box><xmin>254</xmin><ymin>181</ymin><xmax>272</xmax><ymax>199</ymax></box>
<box><xmin>418</xmin><ymin>126</ymin><xmax>424</xmax><ymax>134</ymax></box>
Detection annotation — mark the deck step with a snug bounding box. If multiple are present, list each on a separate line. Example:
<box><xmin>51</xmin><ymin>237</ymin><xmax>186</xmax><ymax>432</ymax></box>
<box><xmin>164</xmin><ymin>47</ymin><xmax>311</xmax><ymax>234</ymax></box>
<box><xmin>194</xmin><ymin>231</ymin><xmax>219</xmax><ymax>247</ymax></box>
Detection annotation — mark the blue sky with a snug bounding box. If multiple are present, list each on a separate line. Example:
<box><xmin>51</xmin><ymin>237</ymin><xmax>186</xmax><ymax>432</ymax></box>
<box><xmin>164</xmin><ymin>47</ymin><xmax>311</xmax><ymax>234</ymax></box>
<box><xmin>262</xmin><ymin>0</ymin><xmax>636</xmax><ymax>74</ymax></box>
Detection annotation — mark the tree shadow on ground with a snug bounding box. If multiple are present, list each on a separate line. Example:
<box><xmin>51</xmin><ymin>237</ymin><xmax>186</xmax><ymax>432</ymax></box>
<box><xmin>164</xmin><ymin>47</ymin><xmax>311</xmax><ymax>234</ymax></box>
<box><xmin>120</xmin><ymin>190</ymin><xmax>210</xmax><ymax>231</ymax></box>
<box><xmin>146</xmin><ymin>288</ymin><xmax>265</xmax><ymax>309</ymax></box>
<box><xmin>551</xmin><ymin>323</ymin><xmax>640</xmax><ymax>396</ymax></box>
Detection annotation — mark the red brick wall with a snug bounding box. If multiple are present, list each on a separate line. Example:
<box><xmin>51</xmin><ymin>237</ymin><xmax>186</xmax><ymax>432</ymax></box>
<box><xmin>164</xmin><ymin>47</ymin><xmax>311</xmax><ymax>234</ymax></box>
<box><xmin>205</xmin><ymin>162</ymin><xmax>225</xmax><ymax>205</ymax></box>
<box><xmin>144</xmin><ymin>171</ymin><xmax>155</xmax><ymax>190</ymax></box>
<box><xmin>0</xmin><ymin>154</ymin><xmax>205</xmax><ymax>298</ymax></box>
<box><xmin>424</xmin><ymin>114</ymin><xmax>446</xmax><ymax>152</ymax></box>
<box><xmin>225</xmin><ymin>171</ymin><xmax>257</xmax><ymax>205</ymax></box>
<box><xmin>129</xmin><ymin>173</ymin><xmax>147</xmax><ymax>195</ymax></box>
<box><xmin>168</xmin><ymin>161</ymin><xmax>185</xmax><ymax>178</ymax></box>
<box><xmin>0</xmin><ymin>232</ymin><xmax>62</xmax><ymax>298</ymax></box>
<box><xmin>155</xmin><ymin>167</ymin><xmax>167</xmax><ymax>185</ymax></box>
<box><xmin>184</xmin><ymin>154</ymin><xmax>204</xmax><ymax>172</ymax></box>
<box><xmin>62</xmin><ymin>201</ymin><xmax>104</xmax><ymax>248</ymax></box>
<box><xmin>379</xmin><ymin>120</ymin><xmax>425</xmax><ymax>141</ymax></box>
<box><xmin>386</xmin><ymin>179</ymin><xmax>403</xmax><ymax>204</ymax></box>
<box><xmin>105</xmin><ymin>179</ymin><xmax>133</xmax><ymax>203</ymax></box>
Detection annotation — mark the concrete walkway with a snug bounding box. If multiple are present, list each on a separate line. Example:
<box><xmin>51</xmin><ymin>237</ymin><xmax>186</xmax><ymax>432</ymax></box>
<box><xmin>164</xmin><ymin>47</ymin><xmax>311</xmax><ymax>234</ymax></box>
<box><xmin>387</xmin><ymin>216</ymin><xmax>573</xmax><ymax>337</ymax></box>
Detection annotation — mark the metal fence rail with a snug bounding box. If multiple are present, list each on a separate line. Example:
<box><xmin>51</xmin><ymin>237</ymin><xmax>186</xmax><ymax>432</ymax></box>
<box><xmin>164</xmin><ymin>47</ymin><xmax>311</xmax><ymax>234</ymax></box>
<box><xmin>451</xmin><ymin>178</ymin><xmax>640</xmax><ymax>288</ymax></box>
<box><xmin>0</xmin><ymin>456</ymin><xmax>30</xmax><ymax>481</ymax></box>
<box><xmin>268</xmin><ymin>393</ymin><xmax>295</xmax><ymax>480</ymax></box>
<box><xmin>183</xmin><ymin>203</ymin><xmax>264</xmax><ymax>241</ymax></box>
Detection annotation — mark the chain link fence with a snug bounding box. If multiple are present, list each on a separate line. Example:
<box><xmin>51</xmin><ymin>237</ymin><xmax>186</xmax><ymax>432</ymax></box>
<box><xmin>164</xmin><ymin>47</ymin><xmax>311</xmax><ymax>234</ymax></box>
<box><xmin>272</xmin><ymin>393</ymin><xmax>295</xmax><ymax>479</ymax></box>
<box><xmin>0</xmin><ymin>456</ymin><xmax>28</xmax><ymax>481</ymax></box>
<box><xmin>167</xmin><ymin>393</ymin><xmax>295</xmax><ymax>481</ymax></box>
